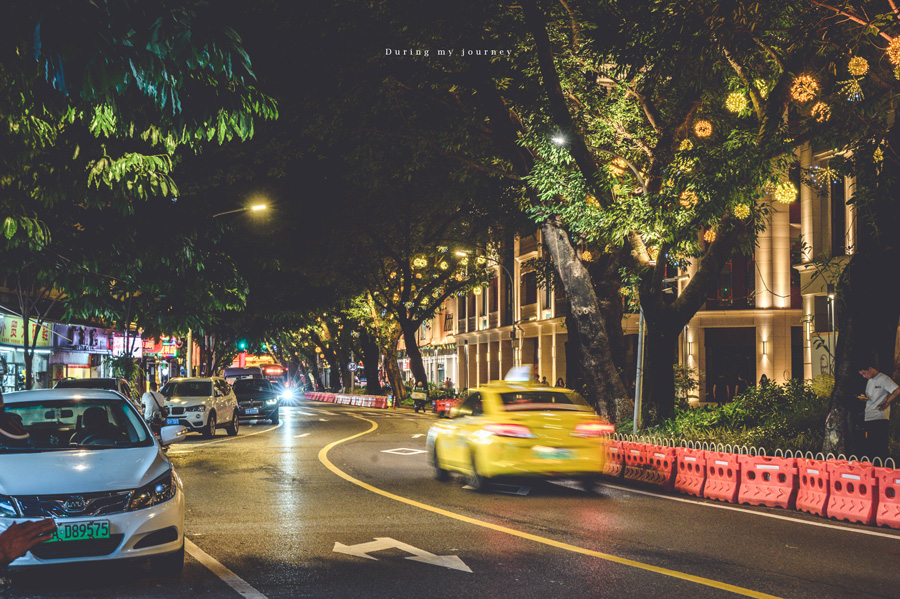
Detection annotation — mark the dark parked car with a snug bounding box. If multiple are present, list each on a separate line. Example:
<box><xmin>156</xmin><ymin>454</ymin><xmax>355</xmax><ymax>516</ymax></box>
<box><xmin>54</xmin><ymin>377</ymin><xmax>141</xmax><ymax>409</ymax></box>
<box><xmin>232</xmin><ymin>378</ymin><xmax>281</xmax><ymax>424</ymax></box>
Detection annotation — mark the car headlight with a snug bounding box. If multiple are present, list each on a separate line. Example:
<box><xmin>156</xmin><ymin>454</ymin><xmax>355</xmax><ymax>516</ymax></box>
<box><xmin>0</xmin><ymin>494</ymin><xmax>20</xmax><ymax>517</ymax></box>
<box><xmin>279</xmin><ymin>390</ymin><xmax>294</xmax><ymax>400</ymax></box>
<box><xmin>126</xmin><ymin>470</ymin><xmax>176</xmax><ymax>511</ymax></box>
<box><xmin>266</xmin><ymin>398</ymin><xmax>279</xmax><ymax>405</ymax></box>
<box><xmin>185</xmin><ymin>405</ymin><xmax>207</xmax><ymax>412</ymax></box>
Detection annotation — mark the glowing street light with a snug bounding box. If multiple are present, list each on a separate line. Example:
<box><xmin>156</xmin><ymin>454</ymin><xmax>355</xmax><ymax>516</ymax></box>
<box><xmin>551</xmin><ymin>134</ymin><xmax>567</xmax><ymax>146</ymax></box>
<box><xmin>212</xmin><ymin>204</ymin><xmax>269</xmax><ymax>219</ymax></box>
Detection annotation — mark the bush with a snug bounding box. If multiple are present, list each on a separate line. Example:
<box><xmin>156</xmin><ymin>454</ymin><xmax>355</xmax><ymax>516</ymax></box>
<box><xmin>621</xmin><ymin>379</ymin><xmax>830</xmax><ymax>455</ymax></box>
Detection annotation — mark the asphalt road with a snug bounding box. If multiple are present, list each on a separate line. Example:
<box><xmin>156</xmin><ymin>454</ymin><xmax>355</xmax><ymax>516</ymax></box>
<box><xmin>4</xmin><ymin>398</ymin><xmax>900</xmax><ymax>598</ymax></box>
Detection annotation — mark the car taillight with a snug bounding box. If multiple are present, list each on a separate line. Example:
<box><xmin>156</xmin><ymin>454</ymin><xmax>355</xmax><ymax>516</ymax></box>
<box><xmin>572</xmin><ymin>422</ymin><xmax>615</xmax><ymax>437</ymax></box>
<box><xmin>483</xmin><ymin>423</ymin><xmax>536</xmax><ymax>438</ymax></box>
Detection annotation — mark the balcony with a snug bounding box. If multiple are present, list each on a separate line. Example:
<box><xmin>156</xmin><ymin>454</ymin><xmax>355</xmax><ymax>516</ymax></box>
<box><xmin>521</xmin><ymin>304</ymin><xmax>537</xmax><ymax>321</ymax></box>
<box><xmin>519</xmin><ymin>236</ymin><xmax>538</xmax><ymax>256</ymax></box>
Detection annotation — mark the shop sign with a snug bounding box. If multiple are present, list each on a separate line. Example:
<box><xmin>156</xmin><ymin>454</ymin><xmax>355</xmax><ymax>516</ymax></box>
<box><xmin>159</xmin><ymin>337</ymin><xmax>179</xmax><ymax>358</ymax></box>
<box><xmin>111</xmin><ymin>333</ymin><xmax>143</xmax><ymax>358</ymax></box>
<box><xmin>52</xmin><ymin>325</ymin><xmax>112</xmax><ymax>353</ymax></box>
<box><xmin>142</xmin><ymin>338</ymin><xmax>162</xmax><ymax>354</ymax></box>
<box><xmin>0</xmin><ymin>316</ymin><xmax>51</xmax><ymax>347</ymax></box>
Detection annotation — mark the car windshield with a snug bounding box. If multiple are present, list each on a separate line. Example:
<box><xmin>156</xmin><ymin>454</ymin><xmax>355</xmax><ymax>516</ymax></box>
<box><xmin>160</xmin><ymin>381</ymin><xmax>213</xmax><ymax>397</ymax></box>
<box><xmin>0</xmin><ymin>398</ymin><xmax>151</xmax><ymax>452</ymax></box>
<box><xmin>232</xmin><ymin>380</ymin><xmax>272</xmax><ymax>393</ymax></box>
<box><xmin>54</xmin><ymin>379</ymin><xmax>116</xmax><ymax>391</ymax></box>
<box><xmin>499</xmin><ymin>391</ymin><xmax>593</xmax><ymax>412</ymax></box>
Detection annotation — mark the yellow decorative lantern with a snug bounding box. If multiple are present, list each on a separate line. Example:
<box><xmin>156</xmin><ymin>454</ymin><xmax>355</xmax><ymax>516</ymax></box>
<box><xmin>811</xmin><ymin>102</ymin><xmax>831</xmax><ymax>123</ymax></box>
<box><xmin>455</xmin><ymin>272</ymin><xmax>464</xmax><ymax>281</ymax></box>
<box><xmin>415</xmin><ymin>273</ymin><xmax>422</xmax><ymax>279</ymax></box>
<box><xmin>874</xmin><ymin>147</ymin><xmax>884</xmax><ymax>163</ymax></box>
<box><xmin>848</xmin><ymin>56</ymin><xmax>868</xmax><ymax>77</ymax></box>
<box><xmin>679</xmin><ymin>139</ymin><xmax>693</xmax><ymax>151</ymax></box>
<box><xmin>694</xmin><ymin>120</ymin><xmax>713</xmax><ymax>138</ymax></box>
<box><xmin>472</xmin><ymin>286</ymin><xmax>483</xmax><ymax>296</ymax></box>
<box><xmin>460</xmin><ymin>257</ymin><xmax>469</xmax><ymax>266</ymax></box>
<box><xmin>679</xmin><ymin>190</ymin><xmax>699</xmax><ymax>208</ymax></box>
<box><xmin>704</xmin><ymin>229</ymin><xmax>717</xmax><ymax>243</ymax></box>
<box><xmin>581</xmin><ymin>250</ymin><xmax>593</xmax><ymax>262</ymax></box>
<box><xmin>390</xmin><ymin>271</ymin><xmax>397</xmax><ymax>279</ymax></box>
<box><xmin>790</xmin><ymin>74</ymin><xmax>819</xmax><ymax>103</ymax></box>
<box><xmin>774</xmin><ymin>182</ymin><xmax>797</xmax><ymax>204</ymax></box>
<box><xmin>888</xmin><ymin>38</ymin><xmax>900</xmax><ymax>66</ymax></box>
<box><xmin>476</xmin><ymin>255</ymin><xmax>487</xmax><ymax>266</ymax></box>
<box><xmin>725</xmin><ymin>92</ymin><xmax>746</xmax><ymax>113</ymax></box>
<box><xmin>439</xmin><ymin>261</ymin><xmax>449</xmax><ymax>270</ymax></box>
<box><xmin>733</xmin><ymin>203</ymin><xmax>751</xmax><ymax>219</ymax></box>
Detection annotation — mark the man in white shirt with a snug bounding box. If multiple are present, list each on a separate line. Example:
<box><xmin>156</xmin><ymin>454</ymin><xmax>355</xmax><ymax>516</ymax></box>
<box><xmin>142</xmin><ymin>380</ymin><xmax>167</xmax><ymax>423</ymax></box>
<box><xmin>858</xmin><ymin>364</ymin><xmax>900</xmax><ymax>460</ymax></box>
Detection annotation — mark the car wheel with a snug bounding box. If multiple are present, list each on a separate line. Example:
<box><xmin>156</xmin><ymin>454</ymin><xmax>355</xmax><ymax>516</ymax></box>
<box><xmin>150</xmin><ymin>542</ymin><xmax>184</xmax><ymax>577</ymax></box>
<box><xmin>202</xmin><ymin>412</ymin><xmax>217</xmax><ymax>438</ymax></box>
<box><xmin>270</xmin><ymin>410</ymin><xmax>280</xmax><ymax>425</ymax></box>
<box><xmin>468</xmin><ymin>451</ymin><xmax>489</xmax><ymax>492</ymax></box>
<box><xmin>225</xmin><ymin>411</ymin><xmax>239</xmax><ymax>436</ymax></box>
<box><xmin>432</xmin><ymin>445</ymin><xmax>450</xmax><ymax>482</ymax></box>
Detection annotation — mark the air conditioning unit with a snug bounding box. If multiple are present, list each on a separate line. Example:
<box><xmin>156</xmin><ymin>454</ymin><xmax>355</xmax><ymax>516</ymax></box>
<box><xmin>542</xmin><ymin>309</ymin><xmax>553</xmax><ymax>320</ymax></box>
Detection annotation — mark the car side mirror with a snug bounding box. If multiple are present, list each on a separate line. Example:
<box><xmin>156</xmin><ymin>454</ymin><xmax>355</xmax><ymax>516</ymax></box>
<box><xmin>160</xmin><ymin>425</ymin><xmax>187</xmax><ymax>446</ymax></box>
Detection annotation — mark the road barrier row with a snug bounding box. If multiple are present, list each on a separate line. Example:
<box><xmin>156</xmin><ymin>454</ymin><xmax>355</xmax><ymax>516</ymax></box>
<box><xmin>304</xmin><ymin>392</ymin><xmax>389</xmax><ymax>409</ymax></box>
<box><xmin>600</xmin><ymin>436</ymin><xmax>900</xmax><ymax>530</ymax></box>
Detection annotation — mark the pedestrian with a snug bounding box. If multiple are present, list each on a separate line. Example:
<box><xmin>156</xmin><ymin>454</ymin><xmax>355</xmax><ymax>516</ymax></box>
<box><xmin>758</xmin><ymin>373</ymin><xmax>769</xmax><ymax>387</ymax></box>
<box><xmin>858</xmin><ymin>363</ymin><xmax>900</xmax><ymax>460</ymax></box>
<box><xmin>712</xmin><ymin>373</ymin><xmax>729</xmax><ymax>404</ymax></box>
<box><xmin>555</xmin><ymin>378</ymin><xmax>565</xmax><ymax>387</ymax></box>
<box><xmin>141</xmin><ymin>380</ymin><xmax>167</xmax><ymax>423</ymax></box>
<box><xmin>540</xmin><ymin>376</ymin><xmax>548</xmax><ymax>386</ymax></box>
<box><xmin>734</xmin><ymin>375</ymin><xmax>748</xmax><ymax>397</ymax></box>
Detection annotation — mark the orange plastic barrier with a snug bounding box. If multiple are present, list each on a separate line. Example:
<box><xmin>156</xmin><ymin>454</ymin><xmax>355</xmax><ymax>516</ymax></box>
<box><xmin>603</xmin><ymin>440</ymin><xmax>624</xmax><ymax>478</ymax></box>
<box><xmin>795</xmin><ymin>458</ymin><xmax>831</xmax><ymax>517</ymax></box>
<box><xmin>703</xmin><ymin>451</ymin><xmax>742</xmax><ymax>503</ymax></box>
<box><xmin>643</xmin><ymin>445</ymin><xmax>677</xmax><ymax>491</ymax></box>
<box><xmin>674</xmin><ymin>447</ymin><xmax>707</xmax><ymax>498</ymax></box>
<box><xmin>623</xmin><ymin>442</ymin><xmax>650</xmax><ymax>483</ymax></box>
<box><xmin>737</xmin><ymin>455</ymin><xmax>798</xmax><ymax>509</ymax></box>
<box><xmin>875</xmin><ymin>468</ymin><xmax>900</xmax><ymax>529</ymax></box>
<box><xmin>826</xmin><ymin>461</ymin><xmax>878</xmax><ymax>525</ymax></box>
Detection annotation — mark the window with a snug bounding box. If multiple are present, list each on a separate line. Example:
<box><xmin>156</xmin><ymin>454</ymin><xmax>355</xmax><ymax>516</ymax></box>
<box><xmin>454</xmin><ymin>392</ymin><xmax>482</xmax><ymax>418</ymax></box>
<box><xmin>522</xmin><ymin>271</ymin><xmax>538</xmax><ymax>305</ymax></box>
<box><xmin>161</xmin><ymin>381</ymin><xmax>213</xmax><ymax>397</ymax></box>
<box><xmin>490</xmin><ymin>277</ymin><xmax>498</xmax><ymax>312</ymax></box>
<box><xmin>499</xmin><ymin>391</ymin><xmax>592</xmax><ymax>412</ymax></box>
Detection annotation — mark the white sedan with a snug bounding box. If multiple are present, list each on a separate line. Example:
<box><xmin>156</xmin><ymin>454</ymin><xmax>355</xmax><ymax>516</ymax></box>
<box><xmin>0</xmin><ymin>389</ymin><xmax>186</xmax><ymax>574</ymax></box>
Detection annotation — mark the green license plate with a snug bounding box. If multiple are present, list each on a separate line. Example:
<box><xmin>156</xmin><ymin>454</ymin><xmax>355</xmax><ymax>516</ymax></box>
<box><xmin>533</xmin><ymin>446</ymin><xmax>574</xmax><ymax>460</ymax></box>
<box><xmin>46</xmin><ymin>520</ymin><xmax>110</xmax><ymax>543</ymax></box>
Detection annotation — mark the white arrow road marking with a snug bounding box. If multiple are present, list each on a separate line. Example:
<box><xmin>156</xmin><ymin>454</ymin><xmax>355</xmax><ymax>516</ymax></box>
<box><xmin>319</xmin><ymin>418</ymin><xmax>329</xmax><ymax>422</ymax></box>
<box><xmin>333</xmin><ymin>537</ymin><xmax>472</xmax><ymax>573</ymax></box>
<box><xmin>411</xmin><ymin>434</ymin><xmax>424</xmax><ymax>438</ymax></box>
<box><xmin>186</xmin><ymin>538</ymin><xmax>269</xmax><ymax>598</ymax></box>
<box><xmin>381</xmin><ymin>448</ymin><xmax>426</xmax><ymax>455</ymax></box>
<box><xmin>294</xmin><ymin>433</ymin><xmax>311</xmax><ymax>438</ymax></box>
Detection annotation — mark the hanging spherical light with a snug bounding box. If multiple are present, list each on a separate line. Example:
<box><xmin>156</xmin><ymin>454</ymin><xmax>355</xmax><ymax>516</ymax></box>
<box><xmin>874</xmin><ymin>147</ymin><xmax>884</xmax><ymax>163</ymax></box>
<box><xmin>774</xmin><ymin>182</ymin><xmax>798</xmax><ymax>204</ymax></box>
<box><xmin>439</xmin><ymin>261</ymin><xmax>449</xmax><ymax>270</ymax></box>
<box><xmin>679</xmin><ymin>190</ymin><xmax>699</xmax><ymax>208</ymax></box>
<box><xmin>790</xmin><ymin>74</ymin><xmax>819</xmax><ymax>103</ymax></box>
<box><xmin>581</xmin><ymin>250</ymin><xmax>593</xmax><ymax>262</ymax></box>
<box><xmin>733</xmin><ymin>203</ymin><xmax>751</xmax><ymax>219</ymax></box>
<box><xmin>679</xmin><ymin>139</ymin><xmax>693</xmax><ymax>151</ymax></box>
<box><xmin>811</xmin><ymin>102</ymin><xmax>831</xmax><ymax>123</ymax></box>
<box><xmin>704</xmin><ymin>229</ymin><xmax>717</xmax><ymax>243</ymax></box>
<box><xmin>848</xmin><ymin>56</ymin><xmax>869</xmax><ymax>77</ymax></box>
<box><xmin>725</xmin><ymin>92</ymin><xmax>746</xmax><ymax>113</ymax></box>
<box><xmin>888</xmin><ymin>38</ymin><xmax>900</xmax><ymax>66</ymax></box>
<box><xmin>472</xmin><ymin>286</ymin><xmax>483</xmax><ymax>296</ymax></box>
<box><xmin>694</xmin><ymin>119</ymin><xmax>713</xmax><ymax>138</ymax></box>
<box><xmin>475</xmin><ymin>255</ymin><xmax>487</xmax><ymax>265</ymax></box>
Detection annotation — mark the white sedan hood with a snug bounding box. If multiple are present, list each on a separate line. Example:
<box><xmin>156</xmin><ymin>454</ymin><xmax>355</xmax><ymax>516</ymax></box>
<box><xmin>0</xmin><ymin>447</ymin><xmax>168</xmax><ymax>495</ymax></box>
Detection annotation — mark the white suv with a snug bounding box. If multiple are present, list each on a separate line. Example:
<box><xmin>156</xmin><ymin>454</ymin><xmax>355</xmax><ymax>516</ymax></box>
<box><xmin>160</xmin><ymin>377</ymin><xmax>239</xmax><ymax>438</ymax></box>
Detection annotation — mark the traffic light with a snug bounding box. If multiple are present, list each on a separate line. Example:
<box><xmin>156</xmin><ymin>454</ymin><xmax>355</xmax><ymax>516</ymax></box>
<box><xmin>237</xmin><ymin>339</ymin><xmax>248</xmax><ymax>351</ymax></box>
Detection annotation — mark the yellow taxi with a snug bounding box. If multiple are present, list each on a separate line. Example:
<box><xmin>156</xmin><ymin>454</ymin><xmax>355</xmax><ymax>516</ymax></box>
<box><xmin>426</xmin><ymin>370</ymin><xmax>613</xmax><ymax>492</ymax></box>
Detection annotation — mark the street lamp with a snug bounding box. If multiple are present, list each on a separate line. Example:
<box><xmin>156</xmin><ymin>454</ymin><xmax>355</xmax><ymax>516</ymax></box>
<box><xmin>211</xmin><ymin>204</ymin><xmax>268</xmax><ymax>219</ymax></box>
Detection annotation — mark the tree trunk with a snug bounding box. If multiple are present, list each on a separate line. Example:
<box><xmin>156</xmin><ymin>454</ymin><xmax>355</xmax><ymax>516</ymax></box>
<box><xmin>381</xmin><ymin>329</ymin><xmax>405</xmax><ymax>401</ymax></box>
<box><xmin>824</xmin><ymin>246</ymin><xmax>900</xmax><ymax>456</ymax></box>
<box><xmin>541</xmin><ymin>218</ymin><xmax>629</xmax><ymax>421</ymax></box>
<box><xmin>360</xmin><ymin>330</ymin><xmax>383</xmax><ymax>395</ymax></box>
<box><xmin>400</xmin><ymin>319</ymin><xmax>428</xmax><ymax>386</ymax></box>
<box><xmin>642</xmin><ymin>327</ymin><xmax>681</xmax><ymax>422</ymax></box>
<box><xmin>334</xmin><ymin>347</ymin><xmax>353</xmax><ymax>393</ymax></box>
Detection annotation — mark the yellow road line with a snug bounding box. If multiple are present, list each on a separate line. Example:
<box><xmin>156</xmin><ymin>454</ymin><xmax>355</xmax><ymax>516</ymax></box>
<box><xmin>318</xmin><ymin>416</ymin><xmax>783</xmax><ymax>599</ymax></box>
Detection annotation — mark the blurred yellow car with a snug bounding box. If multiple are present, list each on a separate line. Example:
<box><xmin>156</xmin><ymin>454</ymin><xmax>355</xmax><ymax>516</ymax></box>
<box><xmin>425</xmin><ymin>379</ymin><xmax>612</xmax><ymax>492</ymax></box>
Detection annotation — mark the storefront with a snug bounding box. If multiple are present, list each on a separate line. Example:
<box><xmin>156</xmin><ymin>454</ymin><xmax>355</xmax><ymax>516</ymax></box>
<box><xmin>140</xmin><ymin>337</ymin><xmax>181</xmax><ymax>386</ymax></box>
<box><xmin>49</xmin><ymin>324</ymin><xmax>113</xmax><ymax>384</ymax></box>
<box><xmin>0</xmin><ymin>315</ymin><xmax>53</xmax><ymax>391</ymax></box>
